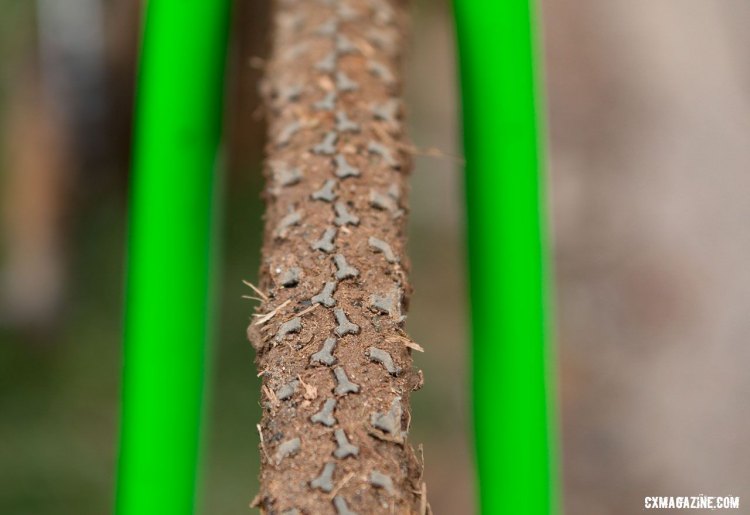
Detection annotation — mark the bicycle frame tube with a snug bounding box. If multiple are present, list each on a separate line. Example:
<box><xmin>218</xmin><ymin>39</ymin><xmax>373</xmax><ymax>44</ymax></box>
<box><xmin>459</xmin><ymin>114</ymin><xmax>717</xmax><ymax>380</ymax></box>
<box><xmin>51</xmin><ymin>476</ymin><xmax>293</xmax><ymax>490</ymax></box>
<box><xmin>116</xmin><ymin>1</ymin><xmax>230</xmax><ymax>514</ymax></box>
<box><xmin>453</xmin><ymin>1</ymin><xmax>559</xmax><ymax>513</ymax></box>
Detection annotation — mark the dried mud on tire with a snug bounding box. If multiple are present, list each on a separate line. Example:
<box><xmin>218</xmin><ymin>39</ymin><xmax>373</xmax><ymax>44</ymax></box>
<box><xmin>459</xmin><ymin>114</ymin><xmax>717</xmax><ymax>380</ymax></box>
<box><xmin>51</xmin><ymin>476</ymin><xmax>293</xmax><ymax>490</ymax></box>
<box><xmin>247</xmin><ymin>1</ymin><xmax>429</xmax><ymax>514</ymax></box>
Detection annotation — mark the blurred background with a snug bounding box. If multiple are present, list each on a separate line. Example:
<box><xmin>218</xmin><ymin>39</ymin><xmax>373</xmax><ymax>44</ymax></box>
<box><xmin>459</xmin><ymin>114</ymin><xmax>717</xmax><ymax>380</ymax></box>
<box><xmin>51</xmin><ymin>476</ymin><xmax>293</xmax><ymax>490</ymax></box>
<box><xmin>1</xmin><ymin>0</ymin><xmax>749</xmax><ymax>513</ymax></box>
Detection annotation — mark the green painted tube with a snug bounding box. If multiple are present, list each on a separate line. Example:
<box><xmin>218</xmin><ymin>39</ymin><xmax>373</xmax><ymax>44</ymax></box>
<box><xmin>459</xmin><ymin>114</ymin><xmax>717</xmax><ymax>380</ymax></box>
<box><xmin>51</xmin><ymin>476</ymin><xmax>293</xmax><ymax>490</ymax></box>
<box><xmin>453</xmin><ymin>1</ymin><xmax>559</xmax><ymax>514</ymax></box>
<box><xmin>116</xmin><ymin>1</ymin><xmax>230</xmax><ymax>514</ymax></box>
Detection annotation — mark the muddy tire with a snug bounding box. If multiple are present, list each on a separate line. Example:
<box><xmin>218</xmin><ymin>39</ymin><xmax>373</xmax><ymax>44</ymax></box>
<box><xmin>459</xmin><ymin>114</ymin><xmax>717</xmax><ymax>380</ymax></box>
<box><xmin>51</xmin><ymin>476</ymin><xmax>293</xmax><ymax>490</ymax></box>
<box><xmin>247</xmin><ymin>0</ymin><xmax>428</xmax><ymax>513</ymax></box>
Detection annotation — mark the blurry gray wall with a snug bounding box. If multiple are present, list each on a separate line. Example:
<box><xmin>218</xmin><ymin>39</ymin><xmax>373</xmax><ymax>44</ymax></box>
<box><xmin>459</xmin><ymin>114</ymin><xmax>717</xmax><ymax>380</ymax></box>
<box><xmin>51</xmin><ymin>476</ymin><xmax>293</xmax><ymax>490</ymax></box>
<box><xmin>544</xmin><ymin>0</ymin><xmax>750</xmax><ymax>512</ymax></box>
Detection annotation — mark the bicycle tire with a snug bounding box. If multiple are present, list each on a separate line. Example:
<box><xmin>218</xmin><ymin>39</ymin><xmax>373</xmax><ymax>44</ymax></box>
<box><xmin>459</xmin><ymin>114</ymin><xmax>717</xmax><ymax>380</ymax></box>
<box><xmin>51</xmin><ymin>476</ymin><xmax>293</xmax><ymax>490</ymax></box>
<box><xmin>247</xmin><ymin>0</ymin><xmax>428</xmax><ymax>513</ymax></box>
